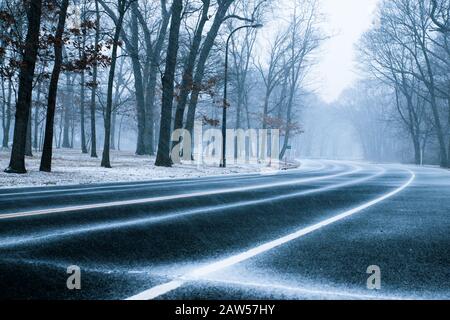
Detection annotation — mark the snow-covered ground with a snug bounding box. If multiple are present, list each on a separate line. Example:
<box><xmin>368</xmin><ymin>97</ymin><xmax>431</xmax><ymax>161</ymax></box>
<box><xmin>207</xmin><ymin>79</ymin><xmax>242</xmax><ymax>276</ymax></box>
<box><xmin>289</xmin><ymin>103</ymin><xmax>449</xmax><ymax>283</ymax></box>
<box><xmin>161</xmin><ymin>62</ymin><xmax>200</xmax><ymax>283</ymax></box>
<box><xmin>0</xmin><ymin>149</ymin><xmax>272</xmax><ymax>189</ymax></box>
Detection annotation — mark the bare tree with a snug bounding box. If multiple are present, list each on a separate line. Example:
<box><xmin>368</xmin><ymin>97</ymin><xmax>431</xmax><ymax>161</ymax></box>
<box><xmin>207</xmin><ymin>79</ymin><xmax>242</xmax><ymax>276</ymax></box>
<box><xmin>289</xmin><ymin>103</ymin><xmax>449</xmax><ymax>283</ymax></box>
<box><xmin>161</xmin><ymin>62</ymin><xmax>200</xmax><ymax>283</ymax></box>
<box><xmin>4</xmin><ymin>0</ymin><xmax>43</xmax><ymax>173</ymax></box>
<box><xmin>381</xmin><ymin>0</ymin><xmax>448</xmax><ymax>167</ymax></box>
<box><xmin>172</xmin><ymin>0</ymin><xmax>211</xmax><ymax>136</ymax></box>
<box><xmin>183</xmin><ymin>0</ymin><xmax>239</xmax><ymax>137</ymax></box>
<box><xmin>255</xmin><ymin>32</ymin><xmax>287</xmax><ymax>130</ymax></box>
<box><xmin>155</xmin><ymin>0</ymin><xmax>183</xmax><ymax>167</ymax></box>
<box><xmin>359</xmin><ymin>19</ymin><xmax>431</xmax><ymax>165</ymax></box>
<box><xmin>431</xmin><ymin>0</ymin><xmax>450</xmax><ymax>32</ymax></box>
<box><xmin>279</xmin><ymin>0</ymin><xmax>323</xmax><ymax>159</ymax></box>
<box><xmin>89</xmin><ymin>0</ymin><xmax>101</xmax><ymax>158</ymax></box>
<box><xmin>101</xmin><ymin>0</ymin><xmax>135</xmax><ymax>168</ymax></box>
<box><xmin>40</xmin><ymin>0</ymin><xmax>70</xmax><ymax>172</ymax></box>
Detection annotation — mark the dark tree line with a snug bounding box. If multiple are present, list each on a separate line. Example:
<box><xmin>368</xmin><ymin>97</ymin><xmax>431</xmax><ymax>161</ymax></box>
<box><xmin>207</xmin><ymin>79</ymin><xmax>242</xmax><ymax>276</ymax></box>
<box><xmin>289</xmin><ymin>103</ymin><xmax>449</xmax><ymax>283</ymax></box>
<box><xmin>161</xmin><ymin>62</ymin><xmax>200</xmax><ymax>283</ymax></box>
<box><xmin>358</xmin><ymin>0</ymin><xmax>450</xmax><ymax>167</ymax></box>
<box><xmin>0</xmin><ymin>0</ymin><xmax>324</xmax><ymax>173</ymax></box>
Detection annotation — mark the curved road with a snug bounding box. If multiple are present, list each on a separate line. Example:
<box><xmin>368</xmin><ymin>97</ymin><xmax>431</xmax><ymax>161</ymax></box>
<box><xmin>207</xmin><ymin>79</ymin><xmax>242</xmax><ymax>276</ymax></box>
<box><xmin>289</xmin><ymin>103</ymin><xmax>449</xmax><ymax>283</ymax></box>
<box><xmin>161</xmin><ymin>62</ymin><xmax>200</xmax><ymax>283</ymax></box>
<box><xmin>0</xmin><ymin>160</ymin><xmax>449</xmax><ymax>300</ymax></box>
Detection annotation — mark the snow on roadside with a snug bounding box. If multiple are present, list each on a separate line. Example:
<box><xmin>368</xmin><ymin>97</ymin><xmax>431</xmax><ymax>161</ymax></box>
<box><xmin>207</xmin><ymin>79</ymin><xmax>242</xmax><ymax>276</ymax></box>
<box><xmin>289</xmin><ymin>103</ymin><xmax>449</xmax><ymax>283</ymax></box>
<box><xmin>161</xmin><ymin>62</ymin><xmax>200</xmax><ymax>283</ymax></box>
<box><xmin>0</xmin><ymin>149</ymin><xmax>267</xmax><ymax>189</ymax></box>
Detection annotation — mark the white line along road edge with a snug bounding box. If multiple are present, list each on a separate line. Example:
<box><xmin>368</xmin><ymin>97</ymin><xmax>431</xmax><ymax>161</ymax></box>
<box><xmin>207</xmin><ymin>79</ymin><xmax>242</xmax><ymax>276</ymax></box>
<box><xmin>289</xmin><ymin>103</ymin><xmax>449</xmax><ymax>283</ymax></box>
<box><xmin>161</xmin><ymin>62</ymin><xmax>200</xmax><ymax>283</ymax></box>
<box><xmin>0</xmin><ymin>160</ymin><xmax>327</xmax><ymax>198</ymax></box>
<box><xmin>126</xmin><ymin>169</ymin><xmax>416</xmax><ymax>300</ymax></box>
<box><xmin>0</xmin><ymin>164</ymin><xmax>360</xmax><ymax>221</ymax></box>
<box><xmin>0</xmin><ymin>166</ymin><xmax>383</xmax><ymax>248</ymax></box>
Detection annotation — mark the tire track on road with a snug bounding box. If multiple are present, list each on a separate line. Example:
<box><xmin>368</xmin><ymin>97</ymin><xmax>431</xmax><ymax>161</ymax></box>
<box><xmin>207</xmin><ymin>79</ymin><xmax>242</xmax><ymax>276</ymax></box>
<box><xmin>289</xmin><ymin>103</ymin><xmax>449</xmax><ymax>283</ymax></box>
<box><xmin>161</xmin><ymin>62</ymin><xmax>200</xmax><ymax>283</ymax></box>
<box><xmin>0</xmin><ymin>162</ymin><xmax>360</xmax><ymax>221</ymax></box>
<box><xmin>126</xmin><ymin>167</ymin><xmax>415</xmax><ymax>300</ymax></box>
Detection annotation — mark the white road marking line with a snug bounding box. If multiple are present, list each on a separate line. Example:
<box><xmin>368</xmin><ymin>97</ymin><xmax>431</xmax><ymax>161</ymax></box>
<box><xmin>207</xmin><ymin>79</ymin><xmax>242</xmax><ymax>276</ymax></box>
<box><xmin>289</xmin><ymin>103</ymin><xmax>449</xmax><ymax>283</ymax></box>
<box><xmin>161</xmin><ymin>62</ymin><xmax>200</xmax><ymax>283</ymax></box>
<box><xmin>126</xmin><ymin>169</ymin><xmax>415</xmax><ymax>300</ymax></box>
<box><xmin>0</xmin><ymin>166</ymin><xmax>381</xmax><ymax>247</ymax></box>
<box><xmin>0</xmin><ymin>172</ymin><xmax>273</xmax><ymax>198</ymax></box>
<box><xmin>0</xmin><ymin>164</ymin><xmax>360</xmax><ymax>221</ymax></box>
<box><xmin>0</xmin><ymin>160</ymin><xmax>330</xmax><ymax>198</ymax></box>
<box><xmin>0</xmin><ymin>175</ymin><xmax>272</xmax><ymax>199</ymax></box>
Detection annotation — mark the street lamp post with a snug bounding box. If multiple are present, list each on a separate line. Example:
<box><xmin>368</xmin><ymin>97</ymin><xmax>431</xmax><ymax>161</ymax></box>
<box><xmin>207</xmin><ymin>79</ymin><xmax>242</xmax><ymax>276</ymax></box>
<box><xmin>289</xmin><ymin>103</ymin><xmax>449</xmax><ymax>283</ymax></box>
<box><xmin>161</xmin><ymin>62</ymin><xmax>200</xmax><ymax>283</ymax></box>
<box><xmin>220</xmin><ymin>24</ymin><xmax>263</xmax><ymax>168</ymax></box>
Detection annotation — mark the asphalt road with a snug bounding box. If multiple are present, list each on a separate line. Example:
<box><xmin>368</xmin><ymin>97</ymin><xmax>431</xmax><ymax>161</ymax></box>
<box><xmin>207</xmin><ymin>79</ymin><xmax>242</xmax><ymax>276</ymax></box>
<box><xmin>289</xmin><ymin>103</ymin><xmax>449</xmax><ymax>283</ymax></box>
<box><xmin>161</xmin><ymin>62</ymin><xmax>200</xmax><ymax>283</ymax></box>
<box><xmin>0</xmin><ymin>160</ymin><xmax>449</xmax><ymax>300</ymax></box>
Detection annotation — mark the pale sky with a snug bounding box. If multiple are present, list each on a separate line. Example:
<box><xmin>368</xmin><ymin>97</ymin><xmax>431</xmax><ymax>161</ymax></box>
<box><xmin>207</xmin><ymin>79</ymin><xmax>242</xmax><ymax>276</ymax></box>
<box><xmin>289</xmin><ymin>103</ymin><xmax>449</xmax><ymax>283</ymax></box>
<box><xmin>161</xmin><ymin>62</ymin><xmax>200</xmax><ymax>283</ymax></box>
<box><xmin>258</xmin><ymin>0</ymin><xmax>380</xmax><ymax>103</ymax></box>
<box><xmin>317</xmin><ymin>0</ymin><xmax>379</xmax><ymax>103</ymax></box>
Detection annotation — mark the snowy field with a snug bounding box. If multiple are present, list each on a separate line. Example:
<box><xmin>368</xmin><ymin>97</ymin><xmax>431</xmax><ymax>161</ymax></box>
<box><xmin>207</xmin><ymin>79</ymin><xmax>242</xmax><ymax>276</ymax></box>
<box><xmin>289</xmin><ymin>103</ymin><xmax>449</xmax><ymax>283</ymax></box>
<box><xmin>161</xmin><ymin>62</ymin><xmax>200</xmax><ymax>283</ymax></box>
<box><xmin>0</xmin><ymin>149</ymin><xmax>272</xmax><ymax>189</ymax></box>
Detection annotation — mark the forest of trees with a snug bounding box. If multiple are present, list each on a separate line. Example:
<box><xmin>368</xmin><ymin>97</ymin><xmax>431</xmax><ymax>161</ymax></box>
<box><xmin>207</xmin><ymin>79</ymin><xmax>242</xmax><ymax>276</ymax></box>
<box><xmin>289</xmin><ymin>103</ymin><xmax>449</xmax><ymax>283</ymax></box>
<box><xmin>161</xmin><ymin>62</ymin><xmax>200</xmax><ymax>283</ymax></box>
<box><xmin>0</xmin><ymin>0</ymin><xmax>324</xmax><ymax>173</ymax></box>
<box><xmin>1</xmin><ymin>0</ymin><xmax>449</xmax><ymax>174</ymax></box>
<box><xmin>295</xmin><ymin>0</ymin><xmax>450</xmax><ymax>168</ymax></box>
<box><xmin>355</xmin><ymin>0</ymin><xmax>450</xmax><ymax>167</ymax></box>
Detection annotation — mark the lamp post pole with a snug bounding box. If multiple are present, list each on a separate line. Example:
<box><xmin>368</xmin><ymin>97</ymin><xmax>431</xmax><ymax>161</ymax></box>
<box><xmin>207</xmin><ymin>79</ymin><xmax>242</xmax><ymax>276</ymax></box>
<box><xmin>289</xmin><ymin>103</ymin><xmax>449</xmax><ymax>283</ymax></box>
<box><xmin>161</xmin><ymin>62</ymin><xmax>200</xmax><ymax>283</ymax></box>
<box><xmin>220</xmin><ymin>24</ymin><xmax>263</xmax><ymax>168</ymax></box>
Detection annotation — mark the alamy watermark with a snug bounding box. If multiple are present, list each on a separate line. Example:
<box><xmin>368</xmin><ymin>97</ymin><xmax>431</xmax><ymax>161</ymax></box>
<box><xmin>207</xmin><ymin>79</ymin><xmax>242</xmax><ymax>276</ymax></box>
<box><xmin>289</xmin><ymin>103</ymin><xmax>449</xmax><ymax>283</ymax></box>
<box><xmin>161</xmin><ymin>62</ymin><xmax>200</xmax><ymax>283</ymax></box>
<box><xmin>171</xmin><ymin>121</ymin><xmax>281</xmax><ymax>172</ymax></box>
<box><xmin>66</xmin><ymin>265</ymin><xmax>81</xmax><ymax>290</ymax></box>
<box><xmin>366</xmin><ymin>265</ymin><xmax>381</xmax><ymax>290</ymax></box>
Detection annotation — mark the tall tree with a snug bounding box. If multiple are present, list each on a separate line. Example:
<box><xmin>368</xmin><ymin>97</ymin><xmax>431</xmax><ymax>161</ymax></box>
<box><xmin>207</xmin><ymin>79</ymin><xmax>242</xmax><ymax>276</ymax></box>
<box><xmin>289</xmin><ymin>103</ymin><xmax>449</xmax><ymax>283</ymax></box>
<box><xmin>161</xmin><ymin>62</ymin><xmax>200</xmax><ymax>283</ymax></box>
<box><xmin>172</xmin><ymin>0</ymin><xmax>211</xmax><ymax>135</ymax></box>
<box><xmin>128</xmin><ymin>1</ymin><xmax>146</xmax><ymax>155</ymax></box>
<box><xmin>142</xmin><ymin>0</ymin><xmax>171</xmax><ymax>156</ymax></box>
<box><xmin>40</xmin><ymin>0</ymin><xmax>70</xmax><ymax>172</ymax></box>
<box><xmin>25</xmin><ymin>111</ymin><xmax>32</xmax><ymax>156</ymax></box>
<box><xmin>255</xmin><ymin>32</ymin><xmax>286</xmax><ymax>130</ymax></box>
<box><xmin>90</xmin><ymin>0</ymin><xmax>101</xmax><ymax>158</ymax></box>
<box><xmin>4</xmin><ymin>0</ymin><xmax>43</xmax><ymax>174</ymax></box>
<box><xmin>280</xmin><ymin>0</ymin><xmax>322</xmax><ymax>159</ymax></box>
<box><xmin>184</xmin><ymin>0</ymin><xmax>250</xmax><ymax>138</ymax></box>
<box><xmin>430</xmin><ymin>0</ymin><xmax>450</xmax><ymax>164</ymax></box>
<box><xmin>78</xmin><ymin>0</ymin><xmax>88</xmax><ymax>154</ymax></box>
<box><xmin>61</xmin><ymin>73</ymin><xmax>73</xmax><ymax>148</ymax></box>
<box><xmin>386</xmin><ymin>0</ymin><xmax>448</xmax><ymax>167</ymax></box>
<box><xmin>1</xmin><ymin>79</ymin><xmax>12</xmax><ymax>149</ymax></box>
<box><xmin>155</xmin><ymin>0</ymin><xmax>183</xmax><ymax>167</ymax></box>
<box><xmin>99</xmin><ymin>0</ymin><xmax>171</xmax><ymax>156</ymax></box>
<box><xmin>359</xmin><ymin>18</ymin><xmax>430</xmax><ymax>165</ymax></box>
<box><xmin>101</xmin><ymin>0</ymin><xmax>134</xmax><ymax>168</ymax></box>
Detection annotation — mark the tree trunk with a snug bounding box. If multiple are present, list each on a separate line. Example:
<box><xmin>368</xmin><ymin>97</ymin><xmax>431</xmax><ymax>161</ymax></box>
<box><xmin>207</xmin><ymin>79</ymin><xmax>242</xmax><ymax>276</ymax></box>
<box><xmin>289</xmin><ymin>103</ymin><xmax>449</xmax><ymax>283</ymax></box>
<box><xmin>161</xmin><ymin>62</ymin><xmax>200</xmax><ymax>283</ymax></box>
<box><xmin>142</xmin><ymin>4</ymin><xmax>171</xmax><ymax>156</ymax></box>
<box><xmin>280</xmin><ymin>79</ymin><xmax>296</xmax><ymax>160</ymax></box>
<box><xmin>25</xmin><ymin>113</ymin><xmax>33</xmax><ymax>156</ymax></box>
<box><xmin>5</xmin><ymin>0</ymin><xmax>43</xmax><ymax>174</ymax></box>
<box><xmin>70</xmin><ymin>117</ymin><xmax>74</xmax><ymax>148</ymax></box>
<box><xmin>90</xmin><ymin>0</ymin><xmax>100</xmax><ymax>158</ymax></box>
<box><xmin>236</xmin><ymin>96</ymin><xmax>243</xmax><ymax>129</ymax></box>
<box><xmin>184</xmin><ymin>1</ymin><xmax>234</xmax><ymax>137</ymax></box>
<box><xmin>80</xmin><ymin>69</ymin><xmax>88</xmax><ymax>154</ymax></box>
<box><xmin>173</xmin><ymin>0</ymin><xmax>211</xmax><ymax>133</ymax></box>
<box><xmin>411</xmin><ymin>131</ymin><xmax>421</xmax><ymax>166</ymax></box>
<box><xmin>57</xmin><ymin>112</ymin><xmax>63</xmax><ymax>148</ymax></box>
<box><xmin>399</xmin><ymin>88</ymin><xmax>422</xmax><ymax>166</ymax></box>
<box><xmin>62</xmin><ymin>74</ymin><xmax>72</xmax><ymax>148</ymax></box>
<box><xmin>259</xmin><ymin>90</ymin><xmax>271</xmax><ymax>161</ymax></box>
<box><xmin>118</xmin><ymin>115</ymin><xmax>124</xmax><ymax>151</ymax></box>
<box><xmin>421</xmin><ymin>43</ymin><xmax>448</xmax><ymax>167</ymax></box>
<box><xmin>280</xmin><ymin>103</ymin><xmax>293</xmax><ymax>160</ymax></box>
<box><xmin>101</xmin><ymin>1</ymin><xmax>127</xmax><ymax>168</ymax></box>
<box><xmin>5</xmin><ymin>80</ymin><xmax>12</xmax><ymax>148</ymax></box>
<box><xmin>429</xmin><ymin>92</ymin><xmax>448</xmax><ymax>167</ymax></box>
<box><xmin>155</xmin><ymin>0</ymin><xmax>183</xmax><ymax>167</ymax></box>
<box><xmin>447</xmin><ymin>97</ymin><xmax>450</xmax><ymax>167</ymax></box>
<box><xmin>144</xmin><ymin>90</ymin><xmax>155</xmax><ymax>155</ymax></box>
<box><xmin>33</xmin><ymin>81</ymin><xmax>42</xmax><ymax>150</ymax></box>
<box><xmin>79</xmin><ymin>26</ymin><xmax>88</xmax><ymax>154</ymax></box>
<box><xmin>130</xmin><ymin>3</ymin><xmax>146</xmax><ymax>155</ymax></box>
<box><xmin>40</xmin><ymin>0</ymin><xmax>69</xmax><ymax>172</ymax></box>
<box><xmin>262</xmin><ymin>90</ymin><xmax>270</xmax><ymax>129</ymax></box>
<box><xmin>2</xmin><ymin>79</ymin><xmax>12</xmax><ymax>149</ymax></box>
<box><xmin>1</xmin><ymin>80</ymin><xmax>5</xmax><ymax>148</ymax></box>
<box><xmin>143</xmin><ymin>68</ymin><xmax>157</xmax><ymax>155</ymax></box>
<box><xmin>89</xmin><ymin>73</ymin><xmax>98</xmax><ymax>158</ymax></box>
<box><xmin>111</xmin><ymin>110</ymin><xmax>116</xmax><ymax>150</ymax></box>
<box><xmin>39</xmin><ymin>124</ymin><xmax>44</xmax><ymax>151</ymax></box>
<box><xmin>70</xmin><ymin>117</ymin><xmax>75</xmax><ymax>149</ymax></box>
